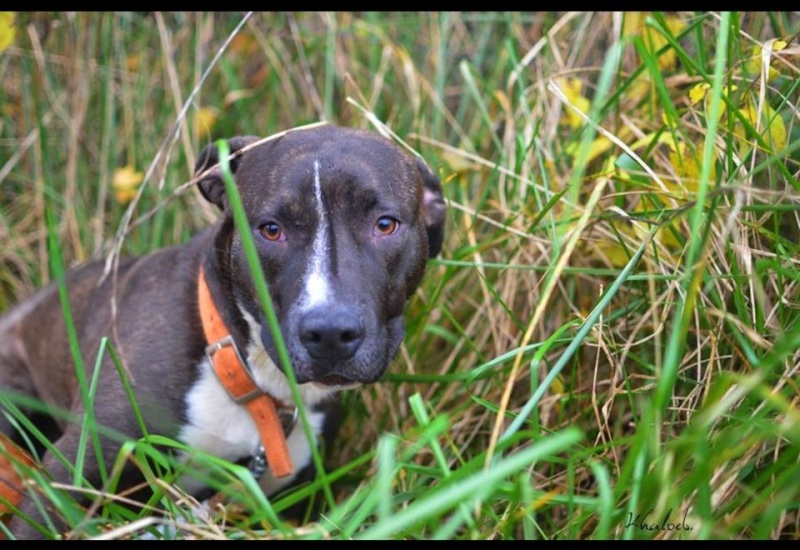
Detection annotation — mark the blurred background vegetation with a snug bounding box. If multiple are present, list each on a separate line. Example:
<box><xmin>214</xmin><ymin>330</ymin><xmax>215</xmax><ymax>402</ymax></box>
<box><xmin>0</xmin><ymin>11</ymin><xmax>799</xmax><ymax>539</ymax></box>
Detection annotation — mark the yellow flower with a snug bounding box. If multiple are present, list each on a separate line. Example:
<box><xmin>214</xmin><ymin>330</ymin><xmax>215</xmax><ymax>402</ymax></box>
<box><xmin>112</xmin><ymin>165</ymin><xmax>144</xmax><ymax>205</ymax></box>
<box><xmin>0</xmin><ymin>12</ymin><xmax>16</xmax><ymax>52</ymax></box>
<box><xmin>727</xmin><ymin>97</ymin><xmax>787</xmax><ymax>157</ymax></box>
<box><xmin>591</xmin><ymin>225</ymin><xmax>636</xmax><ymax>268</ymax></box>
<box><xmin>744</xmin><ymin>40</ymin><xmax>786</xmax><ymax>82</ymax></box>
<box><xmin>689</xmin><ymin>83</ymin><xmax>710</xmax><ymax>106</ymax></box>
<box><xmin>566</xmin><ymin>135</ymin><xmax>614</xmax><ymax>166</ymax></box>
<box><xmin>440</xmin><ymin>149</ymin><xmax>477</xmax><ymax>175</ymax></box>
<box><xmin>556</xmin><ymin>77</ymin><xmax>590</xmax><ymax>129</ymax></box>
<box><xmin>624</xmin><ymin>12</ymin><xmax>686</xmax><ymax>70</ymax></box>
<box><xmin>745</xmin><ymin>100</ymin><xmax>785</xmax><ymax>153</ymax></box>
<box><xmin>194</xmin><ymin>107</ymin><xmax>218</xmax><ymax>138</ymax></box>
<box><xmin>622</xmin><ymin>12</ymin><xmax>644</xmax><ymax>38</ymax></box>
<box><xmin>650</xmin><ymin>16</ymin><xmax>685</xmax><ymax>70</ymax></box>
<box><xmin>667</xmin><ymin>140</ymin><xmax>711</xmax><ymax>195</ymax></box>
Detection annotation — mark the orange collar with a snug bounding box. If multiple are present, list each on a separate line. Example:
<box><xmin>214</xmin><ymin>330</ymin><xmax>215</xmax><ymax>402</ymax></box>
<box><xmin>197</xmin><ymin>267</ymin><xmax>294</xmax><ymax>478</ymax></box>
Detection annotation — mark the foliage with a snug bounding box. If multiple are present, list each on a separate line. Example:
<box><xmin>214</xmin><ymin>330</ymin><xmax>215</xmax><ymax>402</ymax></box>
<box><xmin>0</xmin><ymin>11</ymin><xmax>798</xmax><ymax>540</ymax></box>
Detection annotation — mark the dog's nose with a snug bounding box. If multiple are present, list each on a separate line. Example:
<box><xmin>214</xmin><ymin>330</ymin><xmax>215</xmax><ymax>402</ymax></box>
<box><xmin>299</xmin><ymin>307</ymin><xmax>365</xmax><ymax>362</ymax></box>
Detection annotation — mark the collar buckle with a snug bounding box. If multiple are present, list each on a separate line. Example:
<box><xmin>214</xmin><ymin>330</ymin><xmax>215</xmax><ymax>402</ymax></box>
<box><xmin>205</xmin><ymin>335</ymin><xmax>262</xmax><ymax>405</ymax></box>
<box><xmin>277</xmin><ymin>404</ymin><xmax>299</xmax><ymax>435</ymax></box>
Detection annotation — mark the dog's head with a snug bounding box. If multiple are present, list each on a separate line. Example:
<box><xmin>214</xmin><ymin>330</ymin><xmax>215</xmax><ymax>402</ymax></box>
<box><xmin>195</xmin><ymin>126</ymin><xmax>445</xmax><ymax>390</ymax></box>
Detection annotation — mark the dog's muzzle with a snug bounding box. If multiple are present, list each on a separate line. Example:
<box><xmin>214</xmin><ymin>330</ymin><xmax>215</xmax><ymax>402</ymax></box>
<box><xmin>298</xmin><ymin>305</ymin><xmax>365</xmax><ymax>363</ymax></box>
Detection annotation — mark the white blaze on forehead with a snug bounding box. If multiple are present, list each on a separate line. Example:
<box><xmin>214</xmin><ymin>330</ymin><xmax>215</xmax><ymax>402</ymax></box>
<box><xmin>302</xmin><ymin>160</ymin><xmax>332</xmax><ymax>308</ymax></box>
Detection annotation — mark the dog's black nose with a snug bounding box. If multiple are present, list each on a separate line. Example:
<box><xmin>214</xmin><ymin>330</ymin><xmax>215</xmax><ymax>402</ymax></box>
<box><xmin>299</xmin><ymin>307</ymin><xmax>365</xmax><ymax>362</ymax></box>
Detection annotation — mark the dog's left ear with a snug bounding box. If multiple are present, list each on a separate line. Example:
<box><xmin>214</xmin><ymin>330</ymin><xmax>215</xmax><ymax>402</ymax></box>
<box><xmin>415</xmin><ymin>158</ymin><xmax>446</xmax><ymax>258</ymax></box>
<box><xmin>195</xmin><ymin>136</ymin><xmax>260</xmax><ymax>210</ymax></box>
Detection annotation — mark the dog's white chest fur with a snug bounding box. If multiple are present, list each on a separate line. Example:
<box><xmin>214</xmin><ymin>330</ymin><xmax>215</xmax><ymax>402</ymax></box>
<box><xmin>178</xmin><ymin>355</ymin><xmax>326</xmax><ymax>496</ymax></box>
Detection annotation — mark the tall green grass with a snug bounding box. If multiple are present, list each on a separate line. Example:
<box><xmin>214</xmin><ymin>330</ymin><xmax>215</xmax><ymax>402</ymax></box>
<box><xmin>0</xmin><ymin>12</ymin><xmax>798</xmax><ymax>539</ymax></box>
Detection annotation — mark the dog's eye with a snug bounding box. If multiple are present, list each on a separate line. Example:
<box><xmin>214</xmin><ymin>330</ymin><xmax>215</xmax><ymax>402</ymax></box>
<box><xmin>259</xmin><ymin>222</ymin><xmax>284</xmax><ymax>242</ymax></box>
<box><xmin>374</xmin><ymin>216</ymin><xmax>400</xmax><ymax>237</ymax></box>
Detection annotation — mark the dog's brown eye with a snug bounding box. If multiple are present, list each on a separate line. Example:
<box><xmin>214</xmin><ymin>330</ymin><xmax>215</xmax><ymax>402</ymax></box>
<box><xmin>374</xmin><ymin>216</ymin><xmax>399</xmax><ymax>236</ymax></box>
<box><xmin>260</xmin><ymin>222</ymin><xmax>284</xmax><ymax>242</ymax></box>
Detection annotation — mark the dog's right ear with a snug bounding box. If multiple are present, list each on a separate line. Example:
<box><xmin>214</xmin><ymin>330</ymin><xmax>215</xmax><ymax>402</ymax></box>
<box><xmin>195</xmin><ymin>136</ymin><xmax>260</xmax><ymax>210</ymax></box>
<box><xmin>415</xmin><ymin>157</ymin><xmax>447</xmax><ymax>258</ymax></box>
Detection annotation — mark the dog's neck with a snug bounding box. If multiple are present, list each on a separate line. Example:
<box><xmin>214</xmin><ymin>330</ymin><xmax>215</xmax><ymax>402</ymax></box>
<box><xmin>196</xmin><ymin>258</ymin><xmax>295</xmax><ymax>478</ymax></box>
<box><xmin>201</xmin><ymin>218</ymin><xmax>253</xmax><ymax>350</ymax></box>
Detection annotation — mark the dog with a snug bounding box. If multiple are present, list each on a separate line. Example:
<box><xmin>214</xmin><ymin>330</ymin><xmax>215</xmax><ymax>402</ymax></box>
<box><xmin>0</xmin><ymin>125</ymin><xmax>446</xmax><ymax>538</ymax></box>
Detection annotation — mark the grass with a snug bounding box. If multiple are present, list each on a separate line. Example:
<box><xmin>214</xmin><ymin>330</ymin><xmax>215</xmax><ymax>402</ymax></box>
<box><xmin>1</xmin><ymin>11</ymin><xmax>799</xmax><ymax>539</ymax></box>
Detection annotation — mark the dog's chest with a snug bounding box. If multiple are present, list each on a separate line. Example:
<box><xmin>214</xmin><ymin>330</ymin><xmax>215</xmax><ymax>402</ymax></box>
<box><xmin>179</xmin><ymin>358</ymin><xmax>263</xmax><ymax>461</ymax></box>
<box><xmin>177</xmin><ymin>358</ymin><xmax>324</xmax><ymax>494</ymax></box>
